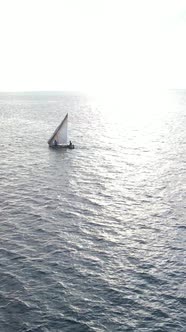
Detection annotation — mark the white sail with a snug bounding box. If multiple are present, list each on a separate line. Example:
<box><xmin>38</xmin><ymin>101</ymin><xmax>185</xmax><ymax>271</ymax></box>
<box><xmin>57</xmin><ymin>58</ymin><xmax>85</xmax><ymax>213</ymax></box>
<box><xmin>54</xmin><ymin>114</ymin><xmax>68</xmax><ymax>144</ymax></box>
<box><xmin>48</xmin><ymin>113</ymin><xmax>68</xmax><ymax>146</ymax></box>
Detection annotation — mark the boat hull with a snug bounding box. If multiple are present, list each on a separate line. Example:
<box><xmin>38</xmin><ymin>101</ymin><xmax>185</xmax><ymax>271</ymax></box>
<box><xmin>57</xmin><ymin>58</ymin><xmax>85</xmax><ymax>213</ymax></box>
<box><xmin>49</xmin><ymin>144</ymin><xmax>74</xmax><ymax>149</ymax></box>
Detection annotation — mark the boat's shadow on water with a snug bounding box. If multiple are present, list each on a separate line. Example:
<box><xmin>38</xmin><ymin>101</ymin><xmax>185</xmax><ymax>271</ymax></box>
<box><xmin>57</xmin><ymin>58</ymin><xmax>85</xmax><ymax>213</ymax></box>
<box><xmin>48</xmin><ymin>147</ymin><xmax>76</xmax><ymax>153</ymax></box>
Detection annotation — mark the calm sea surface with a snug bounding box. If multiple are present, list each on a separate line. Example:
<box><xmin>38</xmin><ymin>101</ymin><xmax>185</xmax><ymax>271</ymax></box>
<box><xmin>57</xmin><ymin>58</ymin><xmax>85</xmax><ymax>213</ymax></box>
<box><xmin>0</xmin><ymin>90</ymin><xmax>185</xmax><ymax>331</ymax></box>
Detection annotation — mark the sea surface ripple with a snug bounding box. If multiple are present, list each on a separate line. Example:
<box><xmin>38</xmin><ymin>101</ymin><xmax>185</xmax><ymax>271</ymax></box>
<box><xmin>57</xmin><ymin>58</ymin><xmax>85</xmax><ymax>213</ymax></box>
<box><xmin>0</xmin><ymin>91</ymin><xmax>185</xmax><ymax>331</ymax></box>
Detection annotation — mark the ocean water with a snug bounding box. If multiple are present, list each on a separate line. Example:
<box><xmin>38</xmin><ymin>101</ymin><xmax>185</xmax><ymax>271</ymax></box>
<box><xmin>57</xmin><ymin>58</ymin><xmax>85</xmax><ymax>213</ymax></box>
<box><xmin>0</xmin><ymin>90</ymin><xmax>185</xmax><ymax>332</ymax></box>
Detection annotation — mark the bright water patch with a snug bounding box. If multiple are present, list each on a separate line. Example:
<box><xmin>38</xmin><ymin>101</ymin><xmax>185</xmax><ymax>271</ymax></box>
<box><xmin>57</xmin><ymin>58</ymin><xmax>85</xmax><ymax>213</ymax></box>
<box><xmin>0</xmin><ymin>91</ymin><xmax>185</xmax><ymax>331</ymax></box>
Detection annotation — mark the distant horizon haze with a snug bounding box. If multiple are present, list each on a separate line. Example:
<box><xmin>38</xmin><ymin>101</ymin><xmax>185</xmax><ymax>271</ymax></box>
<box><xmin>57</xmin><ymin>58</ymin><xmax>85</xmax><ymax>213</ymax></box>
<box><xmin>0</xmin><ymin>0</ymin><xmax>186</xmax><ymax>93</ymax></box>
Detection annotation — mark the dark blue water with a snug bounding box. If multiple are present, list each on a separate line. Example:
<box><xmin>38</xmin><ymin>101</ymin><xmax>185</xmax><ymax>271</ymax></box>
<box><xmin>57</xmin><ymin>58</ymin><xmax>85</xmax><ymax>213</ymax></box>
<box><xmin>0</xmin><ymin>90</ymin><xmax>185</xmax><ymax>331</ymax></box>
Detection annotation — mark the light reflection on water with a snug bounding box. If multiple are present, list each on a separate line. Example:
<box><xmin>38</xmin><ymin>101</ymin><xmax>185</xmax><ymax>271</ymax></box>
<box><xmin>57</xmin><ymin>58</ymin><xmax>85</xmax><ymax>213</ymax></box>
<box><xmin>0</xmin><ymin>90</ymin><xmax>185</xmax><ymax>331</ymax></box>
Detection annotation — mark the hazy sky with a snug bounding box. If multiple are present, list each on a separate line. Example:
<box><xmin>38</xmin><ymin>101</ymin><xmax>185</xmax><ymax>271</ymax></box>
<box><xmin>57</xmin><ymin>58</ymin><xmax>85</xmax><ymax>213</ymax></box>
<box><xmin>0</xmin><ymin>0</ymin><xmax>186</xmax><ymax>93</ymax></box>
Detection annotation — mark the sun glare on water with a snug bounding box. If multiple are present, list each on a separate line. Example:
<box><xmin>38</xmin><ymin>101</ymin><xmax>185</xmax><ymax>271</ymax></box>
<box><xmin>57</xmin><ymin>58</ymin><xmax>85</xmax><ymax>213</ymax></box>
<box><xmin>96</xmin><ymin>89</ymin><xmax>173</xmax><ymax>125</ymax></box>
<box><xmin>89</xmin><ymin>88</ymin><xmax>177</xmax><ymax>153</ymax></box>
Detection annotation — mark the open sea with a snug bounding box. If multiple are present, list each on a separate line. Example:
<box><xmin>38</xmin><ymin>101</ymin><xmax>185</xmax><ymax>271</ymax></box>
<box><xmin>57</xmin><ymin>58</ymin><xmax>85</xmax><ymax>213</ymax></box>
<box><xmin>0</xmin><ymin>90</ymin><xmax>185</xmax><ymax>331</ymax></box>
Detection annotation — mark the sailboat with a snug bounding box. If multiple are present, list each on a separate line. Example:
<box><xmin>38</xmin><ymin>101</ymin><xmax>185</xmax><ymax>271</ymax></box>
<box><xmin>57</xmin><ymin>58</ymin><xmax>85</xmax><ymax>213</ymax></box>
<box><xmin>48</xmin><ymin>113</ymin><xmax>74</xmax><ymax>149</ymax></box>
